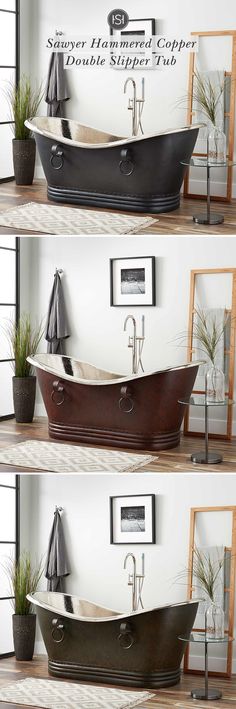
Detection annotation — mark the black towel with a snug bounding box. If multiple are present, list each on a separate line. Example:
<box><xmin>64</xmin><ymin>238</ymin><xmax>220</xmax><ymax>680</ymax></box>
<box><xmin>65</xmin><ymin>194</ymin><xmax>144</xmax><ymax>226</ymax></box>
<box><xmin>45</xmin><ymin>509</ymin><xmax>70</xmax><ymax>592</ymax></box>
<box><xmin>45</xmin><ymin>52</ymin><xmax>70</xmax><ymax>117</ymax></box>
<box><xmin>45</xmin><ymin>271</ymin><xmax>70</xmax><ymax>354</ymax></box>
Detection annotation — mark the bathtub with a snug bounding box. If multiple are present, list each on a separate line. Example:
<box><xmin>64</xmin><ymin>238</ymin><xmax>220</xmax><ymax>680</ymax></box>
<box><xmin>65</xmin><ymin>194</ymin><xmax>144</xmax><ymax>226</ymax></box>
<box><xmin>27</xmin><ymin>592</ymin><xmax>198</xmax><ymax>688</ymax></box>
<box><xmin>27</xmin><ymin>354</ymin><xmax>201</xmax><ymax>450</ymax></box>
<box><xmin>25</xmin><ymin>117</ymin><xmax>202</xmax><ymax>214</ymax></box>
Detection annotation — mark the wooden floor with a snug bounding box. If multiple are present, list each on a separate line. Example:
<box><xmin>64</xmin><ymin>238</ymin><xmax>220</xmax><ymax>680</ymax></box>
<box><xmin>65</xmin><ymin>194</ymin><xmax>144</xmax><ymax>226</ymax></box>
<box><xmin>0</xmin><ymin>180</ymin><xmax>236</xmax><ymax>235</ymax></box>
<box><xmin>0</xmin><ymin>417</ymin><xmax>236</xmax><ymax>473</ymax></box>
<box><xmin>0</xmin><ymin>655</ymin><xmax>235</xmax><ymax>708</ymax></box>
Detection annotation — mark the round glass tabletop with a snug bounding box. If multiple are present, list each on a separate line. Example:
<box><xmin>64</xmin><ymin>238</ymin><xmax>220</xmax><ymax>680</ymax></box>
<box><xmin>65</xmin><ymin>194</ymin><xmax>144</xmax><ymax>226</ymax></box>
<box><xmin>179</xmin><ymin>395</ymin><xmax>233</xmax><ymax>408</ymax></box>
<box><xmin>179</xmin><ymin>632</ymin><xmax>233</xmax><ymax>644</ymax></box>
<box><xmin>181</xmin><ymin>157</ymin><xmax>236</xmax><ymax>168</ymax></box>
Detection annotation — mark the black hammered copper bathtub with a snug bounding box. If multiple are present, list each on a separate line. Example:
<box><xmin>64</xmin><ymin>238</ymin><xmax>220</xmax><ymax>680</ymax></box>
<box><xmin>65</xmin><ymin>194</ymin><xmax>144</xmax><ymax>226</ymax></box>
<box><xmin>27</xmin><ymin>592</ymin><xmax>198</xmax><ymax>688</ymax></box>
<box><xmin>27</xmin><ymin>355</ymin><xmax>200</xmax><ymax>450</ymax></box>
<box><xmin>25</xmin><ymin>117</ymin><xmax>202</xmax><ymax>213</ymax></box>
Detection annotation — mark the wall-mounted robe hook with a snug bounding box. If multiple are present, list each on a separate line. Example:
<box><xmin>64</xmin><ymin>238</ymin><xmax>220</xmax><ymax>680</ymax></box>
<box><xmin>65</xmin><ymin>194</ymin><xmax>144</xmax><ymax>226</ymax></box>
<box><xmin>54</xmin><ymin>268</ymin><xmax>64</xmax><ymax>276</ymax></box>
<box><xmin>55</xmin><ymin>506</ymin><xmax>63</xmax><ymax>514</ymax></box>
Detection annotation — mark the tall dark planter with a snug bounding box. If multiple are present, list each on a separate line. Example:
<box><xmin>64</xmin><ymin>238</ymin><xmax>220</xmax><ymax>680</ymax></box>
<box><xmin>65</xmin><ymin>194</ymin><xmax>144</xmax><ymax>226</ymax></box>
<box><xmin>12</xmin><ymin>614</ymin><xmax>36</xmax><ymax>661</ymax></box>
<box><xmin>12</xmin><ymin>376</ymin><xmax>36</xmax><ymax>423</ymax></box>
<box><xmin>12</xmin><ymin>138</ymin><xmax>36</xmax><ymax>185</ymax></box>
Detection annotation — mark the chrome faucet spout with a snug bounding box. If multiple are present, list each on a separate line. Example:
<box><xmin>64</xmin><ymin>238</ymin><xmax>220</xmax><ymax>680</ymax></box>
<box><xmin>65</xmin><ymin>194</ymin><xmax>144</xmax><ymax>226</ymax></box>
<box><xmin>124</xmin><ymin>553</ymin><xmax>137</xmax><ymax>612</ymax></box>
<box><xmin>123</xmin><ymin>315</ymin><xmax>137</xmax><ymax>375</ymax></box>
<box><xmin>124</xmin><ymin>77</ymin><xmax>136</xmax><ymax>95</ymax></box>
<box><xmin>124</xmin><ymin>77</ymin><xmax>145</xmax><ymax>136</ymax></box>
<box><xmin>124</xmin><ymin>553</ymin><xmax>145</xmax><ymax>613</ymax></box>
<box><xmin>124</xmin><ymin>314</ymin><xmax>136</xmax><ymax>332</ymax></box>
<box><xmin>123</xmin><ymin>315</ymin><xmax>145</xmax><ymax>376</ymax></box>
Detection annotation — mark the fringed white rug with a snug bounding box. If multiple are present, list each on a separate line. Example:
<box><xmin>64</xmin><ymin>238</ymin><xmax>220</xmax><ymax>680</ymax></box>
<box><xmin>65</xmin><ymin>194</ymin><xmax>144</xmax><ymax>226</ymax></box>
<box><xmin>0</xmin><ymin>202</ymin><xmax>156</xmax><ymax>235</ymax></box>
<box><xmin>0</xmin><ymin>678</ymin><xmax>154</xmax><ymax>708</ymax></box>
<box><xmin>0</xmin><ymin>440</ymin><xmax>157</xmax><ymax>473</ymax></box>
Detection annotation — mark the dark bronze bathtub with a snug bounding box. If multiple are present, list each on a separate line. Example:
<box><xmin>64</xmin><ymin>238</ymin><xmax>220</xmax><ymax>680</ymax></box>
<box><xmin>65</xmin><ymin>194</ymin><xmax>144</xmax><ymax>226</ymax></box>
<box><xmin>27</xmin><ymin>355</ymin><xmax>200</xmax><ymax>450</ymax></box>
<box><xmin>25</xmin><ymin>117</ymin><xmax>201</xmax><ymax>213</ymax></box>
<box><xmin>27</xmin><ymin>592</ymin><xmax>198</xmax><ymax>688</ymax></box>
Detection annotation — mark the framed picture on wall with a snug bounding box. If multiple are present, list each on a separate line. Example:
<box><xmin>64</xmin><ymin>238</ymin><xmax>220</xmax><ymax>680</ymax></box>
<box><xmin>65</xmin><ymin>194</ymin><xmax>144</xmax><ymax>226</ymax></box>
<box><xmin>110</xmin><ymin>494</ymin><xmax>156</xmax><ymax>544</ymax></box>
<box><xmin>110</xmin><ymin>256</ymin><xmax>156</xmax><ymax>306</ymax></box>
<box><xmin>110</xmin><ymin>18</ymin><xmax>156</xmax><ymax>69</ymax></box>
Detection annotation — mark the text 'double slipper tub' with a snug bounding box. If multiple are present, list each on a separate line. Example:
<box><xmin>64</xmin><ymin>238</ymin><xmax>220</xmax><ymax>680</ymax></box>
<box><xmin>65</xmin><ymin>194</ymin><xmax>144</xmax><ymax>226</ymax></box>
<box><xmin>25</xmin><ymin>117</ymin><xmax>202</xmax><ymax>213</ymax></box>
<box><xmin>27</xmin><ymin>592</ymin><xmax>198</xmax><ymax>688</ymax></box>
<box><xmin>27</xmin><ymin>355</ymin><xmax>200</xmax><ymax>450</ymax></box>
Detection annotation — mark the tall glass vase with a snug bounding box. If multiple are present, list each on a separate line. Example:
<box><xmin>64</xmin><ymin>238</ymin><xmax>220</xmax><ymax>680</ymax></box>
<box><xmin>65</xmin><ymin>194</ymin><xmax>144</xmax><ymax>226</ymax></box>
<box><xmin>206</xmin><ymin>365</ymin><xmax>225</xmax><ymax>403</ymax></box>
<box><xmin>208</xmin><ymin>125</ymin><xmax>227</xmax><ymax>164</ymax></box>
<box><xmin>205</xmin><ymin>601</ymin><xmax>225</xmax><ymax>639</ymax></box>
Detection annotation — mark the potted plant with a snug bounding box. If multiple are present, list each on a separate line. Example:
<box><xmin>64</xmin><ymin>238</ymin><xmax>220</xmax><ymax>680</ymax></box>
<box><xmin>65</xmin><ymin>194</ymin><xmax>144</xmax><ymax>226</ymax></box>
<box><xmin>5</xmin><ymin>552</ymin><xmax>43</xmax><ymax>661</ymax></box>
<box><xmin>192</xmin><ymin>307</ymin><xmax>230</xmax><ymax>402</ymax></box>
<box><xmin>175</xmin><ymin>307</ymin><xmax>230</xmax><ymax>401</ymax></box>
<box><xmin>6</xmin><ymin>75</ymin><xmax>43</xmax><ymax>185</ymax></box>
<box><xmin>177</xmin><ymin>69</ymin><xmax>227</xmax><ymax>163</ymax></box>
<box><xmin>176</xmin><ymin>546</ymin><xmax>225</xmax><ymax>639</ymax></box>
<box><xmin>6</xmin><ymin>314</ymin><xmax>43</xmax><ymax>423</ymax></box>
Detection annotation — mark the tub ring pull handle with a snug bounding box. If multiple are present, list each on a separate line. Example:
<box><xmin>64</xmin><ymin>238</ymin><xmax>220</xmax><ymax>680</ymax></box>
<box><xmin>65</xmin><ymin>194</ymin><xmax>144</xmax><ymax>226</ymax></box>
<box><xmin>50</xmin><ymin>144</ymin><xmax>64</xmax><ymax>170</ymax></box>
<box><xmin>119</xmin><ymin>385</ymin><xmax>134</xmax><ymax>414</ymax></box>
<box><xmin>51</xmin><ymin>380</ymin><xmax>65</xmax><ymax>406</ymax></box>
<box><xmin>119</xmin><ymin>148</ymin><xmax>134</xmax><ymax>176</ymax></box>
<box><xmin>51</xmin><ymin>618</ymin><xmax>65</xmax><ymax>643</ymax></box>
<box><xmin>118</xmin><ymin>622</ymin><xmax>135</xmax><ymax>650</ymax></box>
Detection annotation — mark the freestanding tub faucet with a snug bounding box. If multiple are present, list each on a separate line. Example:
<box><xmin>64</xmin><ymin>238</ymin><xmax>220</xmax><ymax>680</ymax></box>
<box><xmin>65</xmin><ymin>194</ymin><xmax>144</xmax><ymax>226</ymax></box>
<box><xmin>124</xmin><ymin>553</ymin><xmax>145</xmax><ymax>612</ymax></box>
<box><xmin>124</xmin><ymin>315</ymin><xmax>145</xmax><ymax>375</ymax></box>
<box><xmin>124</xmin><ymin>77</ymin><xmax>145</xmax><ymax>136</ymax></box>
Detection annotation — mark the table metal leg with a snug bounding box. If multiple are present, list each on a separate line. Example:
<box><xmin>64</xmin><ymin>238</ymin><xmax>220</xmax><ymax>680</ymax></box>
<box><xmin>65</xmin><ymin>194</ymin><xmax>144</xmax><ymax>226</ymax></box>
<box><xmin>193</xmin><ymin>164</ymin><xmax>224</xmax><ymax>226</ymax></box>
<box><xmin>207</xmin><ymin>165</ymin><xmax>211</xmax><ymax>223</ymax></box>
<box><xmin>205</xmin><ymin>399</ymin><xmax>209</xmax><ymax>463</ymax></box>
<box><xmin>191</xmin><ymin>400</ymin><xmax>222</xmax><ymax>464</ymax></box>
<box><xmin>205</xmin><ymin>638</ymin><xmax>209</xmax><ymax>698</ymax></box>
<box><xmin>191</xmin><ymin>640</ymin><xmax>222</xmax><ymax>700</ymax></box>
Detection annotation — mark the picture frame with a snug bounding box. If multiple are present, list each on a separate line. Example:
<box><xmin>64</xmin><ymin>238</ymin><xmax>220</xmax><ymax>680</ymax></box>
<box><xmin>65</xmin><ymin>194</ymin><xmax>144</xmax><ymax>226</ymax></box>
<box><xmin>110</xmin><ymin>494</ymin><xmax>156</xmax><ymax>545</ymax></box>
<box><xmin>110</xmin><ymin>256</ymin><xmax>156</xmax><ymax>307</ymax></box>
<box><xmin>110</xmin><ymin>18</ymin><xmax>156</xmax><ymax>70</ymax></box>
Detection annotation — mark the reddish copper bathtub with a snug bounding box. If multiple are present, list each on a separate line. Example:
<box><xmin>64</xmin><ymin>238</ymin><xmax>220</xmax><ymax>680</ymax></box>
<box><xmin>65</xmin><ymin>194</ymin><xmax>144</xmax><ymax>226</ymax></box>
<box><xmin>27</xmin><ymin>592</ymin><xmax>199</xmax><ymax>688</ymax></box>
<box><xmin>27</xmin><ymin>355</ymin><xmax>200</xmax><ymax>450</ymax></box>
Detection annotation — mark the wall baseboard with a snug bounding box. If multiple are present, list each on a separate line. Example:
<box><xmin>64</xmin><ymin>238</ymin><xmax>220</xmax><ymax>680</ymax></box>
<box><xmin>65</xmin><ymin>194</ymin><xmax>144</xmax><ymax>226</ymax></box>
<box><xmin>35</xmin><ymin>640</ymin><xmax>46</xmax><ymax>654</ymax></box>
<box><xmin>35</xmin><ymin>403</ymin><xmax>47</xmax><ymax>417</ymax></box>
<box><xmin>187</xmin><ymin>414</ymin><xmax>236</xmax><ymax>437</ymax></box>
<box><xmin>186</xmin><ymin>653</ymin><xmax>236</xmax><ymax>674</ymax></box>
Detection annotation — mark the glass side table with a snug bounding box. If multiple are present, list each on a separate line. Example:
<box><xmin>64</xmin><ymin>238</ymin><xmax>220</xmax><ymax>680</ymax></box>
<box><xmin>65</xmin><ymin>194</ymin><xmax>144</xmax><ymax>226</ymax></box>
<box><xmin>179</xmin><ymin>632</ymin><xmax>233</xmax><ymax>701</ymax></box>
<box><xmin>178</xmin><ymin>395</ymin><xmax>233</xmax><ymax>465</ymax></box>
<box><xmin>181</xmin><ymin>157</ymin><xmax>235</xmax><ymax>225</ymax></box>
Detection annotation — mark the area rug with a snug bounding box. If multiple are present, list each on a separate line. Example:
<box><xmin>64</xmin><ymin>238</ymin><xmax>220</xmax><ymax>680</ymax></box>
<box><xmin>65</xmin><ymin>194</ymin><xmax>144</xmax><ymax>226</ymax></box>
<box><xmin>0</xmin><ymin>202</ymin><xmax>156</xmax><ymax>235</ymax></box>
<box><xmin>0</xmin><ymin>440</ymin><xmax>157</xmax><ymax>473</ymax></box>
<box><xmin>0</xmin><ymin>678</ymin><xmax>154</xmax><ymax>708</ymax></box>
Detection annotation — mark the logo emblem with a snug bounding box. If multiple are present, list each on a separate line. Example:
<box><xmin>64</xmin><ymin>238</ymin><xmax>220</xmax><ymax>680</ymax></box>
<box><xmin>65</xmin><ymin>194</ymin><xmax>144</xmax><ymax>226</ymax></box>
<box><xmin>107</xmin><ymin>9</ymin><xmax>129</xmax><ymax>30</ymax></box>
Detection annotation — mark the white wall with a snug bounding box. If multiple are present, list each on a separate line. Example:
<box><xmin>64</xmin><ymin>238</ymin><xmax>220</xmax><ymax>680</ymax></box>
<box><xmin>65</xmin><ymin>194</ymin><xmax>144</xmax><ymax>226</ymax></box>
<box><xmin>20</xmin><ymin>0</ymin><xmax>236</xmax><ymax>192</ymax></box>
<box><xmin>20</xmin><ymin>235</ymin><xmax>236</xmax><ymax>433</ymax></box>
<box><xmin>20</xmin><ymin>472</ymin><xmax>236</xmax><ymax>671</ymax></box>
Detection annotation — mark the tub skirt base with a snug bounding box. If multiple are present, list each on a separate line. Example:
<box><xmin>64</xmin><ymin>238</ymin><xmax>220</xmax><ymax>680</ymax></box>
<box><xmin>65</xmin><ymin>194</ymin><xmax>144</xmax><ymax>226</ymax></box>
<box><xmin>47</xmin><ymin>185</ymin><xmax>180</xmax><ymax>214</ymax></box>
<box><xmin>48</xmin><ymin>659</ymin><xmax>181</xmax><ymax>688</ymax></box>
<box><xmin>49</xmin><ymin>421</ymin><xmax>181</xmax><ymax>451</ymax></box>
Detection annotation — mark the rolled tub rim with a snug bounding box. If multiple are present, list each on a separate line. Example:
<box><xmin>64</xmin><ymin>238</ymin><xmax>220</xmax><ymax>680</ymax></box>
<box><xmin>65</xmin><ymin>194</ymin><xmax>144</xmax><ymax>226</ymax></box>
<box><xmin>27</xmin><ymin>591</ymin><xmax>199</xmax><ymax>623</ymax></box>
<box><xmin>25</xmin><ymin>117</ymin><xmax>205</xmax><ymax>150</ymax></box>
<box><xmin>27</xmin><ymin>354</ymin><xmax>205</xmax><ymax>387</ymax></box>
